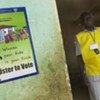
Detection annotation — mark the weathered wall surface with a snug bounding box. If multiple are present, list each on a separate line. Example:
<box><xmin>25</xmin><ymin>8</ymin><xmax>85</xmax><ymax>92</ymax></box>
<box><xmin>0</xmin><ymin>0</ymin><xmax>72</xmax><ymax>100</ymax></box>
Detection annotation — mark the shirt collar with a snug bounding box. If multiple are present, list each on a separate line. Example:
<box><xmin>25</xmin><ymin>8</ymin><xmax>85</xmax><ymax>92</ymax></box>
<box><xmin>84</xmin><ymin>27</ymin><xmax>96</xmax><ymax>32</ymax></box>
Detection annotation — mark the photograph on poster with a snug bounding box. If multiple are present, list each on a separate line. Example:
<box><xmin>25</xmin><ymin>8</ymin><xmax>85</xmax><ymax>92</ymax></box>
<box><xmin>0</xmin><ymin>7</ymin><xmax>38</xmax><ymax>83</ymax></box>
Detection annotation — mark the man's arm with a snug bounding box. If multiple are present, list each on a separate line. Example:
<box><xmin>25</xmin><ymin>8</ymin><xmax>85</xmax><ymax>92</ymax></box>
<box><xmin>77</xmin><ymin>55</ymin><xmax>85</xmax><ymax>77</ymax></box>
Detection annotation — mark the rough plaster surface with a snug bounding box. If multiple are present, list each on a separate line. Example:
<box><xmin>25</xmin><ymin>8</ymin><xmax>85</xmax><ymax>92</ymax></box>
<box><xmin>0</xmin><ymin>0</ymin><xmax>72</xmax><ymax>100</ymax></box>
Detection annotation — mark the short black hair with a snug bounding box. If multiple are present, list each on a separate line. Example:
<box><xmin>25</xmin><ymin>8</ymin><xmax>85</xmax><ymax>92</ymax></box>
<box><xmin>80</xmin><ymin>12</ymin><xmax>92</xmax><ymax>25</ymax></box>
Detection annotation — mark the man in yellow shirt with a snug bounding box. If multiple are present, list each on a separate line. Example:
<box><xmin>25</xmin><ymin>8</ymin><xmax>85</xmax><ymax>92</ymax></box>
<box><xmin>76</xmin><ymin>12</ymin><xmax>100</xmax><ymax>100</ymax></box>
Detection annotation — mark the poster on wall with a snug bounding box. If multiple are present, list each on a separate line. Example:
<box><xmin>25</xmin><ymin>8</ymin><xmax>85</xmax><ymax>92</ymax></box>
<box><xmin>0</xmin><ymin>7</ymin><xmax>38</xmax><ymax>83</ymax></box>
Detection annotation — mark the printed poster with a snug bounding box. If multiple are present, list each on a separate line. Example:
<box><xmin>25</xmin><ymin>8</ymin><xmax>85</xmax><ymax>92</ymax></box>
<box><xmin>0</xmin><ymin>7</ymin><xmax>38</xmax><ymax>83</ymax></box>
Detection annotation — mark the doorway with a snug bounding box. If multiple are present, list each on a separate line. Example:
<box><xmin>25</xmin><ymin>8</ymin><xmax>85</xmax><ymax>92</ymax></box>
<box><xmin>56</xmin><ymin>0</ymin><xmax>100</xmax><ymax>100</ymax></box>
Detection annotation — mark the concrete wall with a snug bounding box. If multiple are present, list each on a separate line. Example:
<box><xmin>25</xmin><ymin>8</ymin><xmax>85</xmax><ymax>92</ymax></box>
<box><xmin>0</xmin><ymin>0</ymin><xmax>72</xmax><ymax>100</ymax></box>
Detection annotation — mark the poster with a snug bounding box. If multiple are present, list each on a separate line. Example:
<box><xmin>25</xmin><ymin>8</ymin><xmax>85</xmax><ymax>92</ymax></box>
<box><xmin>0</xmin><ymin>7</ymin><xmax>38</xmax><ymax>83</ymax></box>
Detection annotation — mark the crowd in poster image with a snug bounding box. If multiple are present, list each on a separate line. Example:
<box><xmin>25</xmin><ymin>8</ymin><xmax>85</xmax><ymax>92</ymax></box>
<box><xmin>0</xmin><ymin>25</ymin><xmax>29</xmax><ymax>43</ymax></box>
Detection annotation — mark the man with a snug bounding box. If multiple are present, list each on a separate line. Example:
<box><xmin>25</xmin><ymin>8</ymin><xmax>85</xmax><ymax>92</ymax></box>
<box><xmin>76</xmin><ymin>12</ymin><xmax>100</xmax><ymax>100</ymax></box>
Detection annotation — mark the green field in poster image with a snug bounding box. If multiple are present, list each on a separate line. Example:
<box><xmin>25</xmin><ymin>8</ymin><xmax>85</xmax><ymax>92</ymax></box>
<box><xmin>0</xmin><ymin>38</ymin><xmax>34</xmax><ymax>69</ymax></box>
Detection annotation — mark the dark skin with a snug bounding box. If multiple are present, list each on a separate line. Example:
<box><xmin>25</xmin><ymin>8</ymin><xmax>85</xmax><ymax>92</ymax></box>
<box><xmin>82</xmin><ymin>13</ymin><xmax>95</xmax><ymax>31</ymax></box>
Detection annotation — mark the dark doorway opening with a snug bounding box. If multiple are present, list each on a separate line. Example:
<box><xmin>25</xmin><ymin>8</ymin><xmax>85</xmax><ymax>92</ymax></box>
<box><xmin>56</xmin><ymin>0</ymin><xmax>100</xmax><ymax>100</ymax></box>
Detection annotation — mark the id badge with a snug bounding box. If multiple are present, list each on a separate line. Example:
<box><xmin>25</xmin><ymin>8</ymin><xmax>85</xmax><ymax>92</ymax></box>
<box><xmin>90</xmin><ymin>43</ymin><xmax>98</xmax><ymax>50</ymax></box>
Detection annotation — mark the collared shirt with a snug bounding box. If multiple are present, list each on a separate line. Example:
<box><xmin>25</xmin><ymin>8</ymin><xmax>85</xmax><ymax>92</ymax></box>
<box><xmin>75</xmin><ymin>27</ymin><xmax>96</xmax><ymax>56</ymax></box>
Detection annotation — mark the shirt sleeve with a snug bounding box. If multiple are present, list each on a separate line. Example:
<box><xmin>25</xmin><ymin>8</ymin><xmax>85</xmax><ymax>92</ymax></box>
<box><xmin>74</xmin><ymin>37</ymin><xmax>81</xmax><ymax>56</ymax></box>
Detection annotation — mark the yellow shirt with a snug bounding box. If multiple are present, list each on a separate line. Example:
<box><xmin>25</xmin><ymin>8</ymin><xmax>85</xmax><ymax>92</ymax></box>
<box><xmin>76</xmin><ymin>27</ymin><xmax>100</xmax><ymax>76</ymax></box>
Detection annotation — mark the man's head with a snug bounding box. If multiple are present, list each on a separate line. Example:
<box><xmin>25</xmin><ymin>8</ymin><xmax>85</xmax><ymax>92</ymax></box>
<box><xmin>80</xmin><ymin>12</ymin><xmax>94</xmax><ymax>31</ymax></box>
